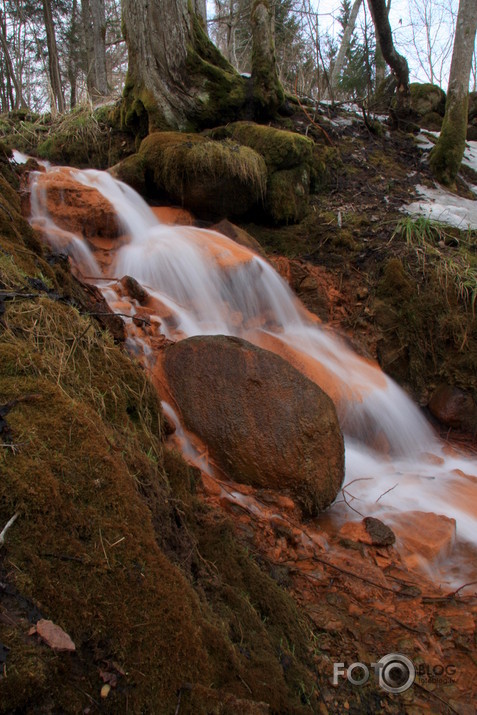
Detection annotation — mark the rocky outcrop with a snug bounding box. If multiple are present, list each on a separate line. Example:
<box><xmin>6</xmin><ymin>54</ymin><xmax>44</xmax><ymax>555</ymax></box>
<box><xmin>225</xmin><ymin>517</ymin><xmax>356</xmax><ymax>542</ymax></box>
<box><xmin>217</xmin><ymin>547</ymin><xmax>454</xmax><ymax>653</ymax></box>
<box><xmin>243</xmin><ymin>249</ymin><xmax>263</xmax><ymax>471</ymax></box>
<box><xmin>113</xmin><ymin>132</ymin><xmax>267</xmax><ymax>220</ymax></box>
<box><xmin>209</xmin><ymin>121</ymin><xmax>315</xmax><ymax>223</ymax></box>
<box><xmin>32</xmin><ymin>167</ymin><xmax>120</xmax><ymax>240</ymax></box>
<box><xmin>163</xmin><ymin>335</ymin><xmax>344</xmax><ymax>515</ymax></box>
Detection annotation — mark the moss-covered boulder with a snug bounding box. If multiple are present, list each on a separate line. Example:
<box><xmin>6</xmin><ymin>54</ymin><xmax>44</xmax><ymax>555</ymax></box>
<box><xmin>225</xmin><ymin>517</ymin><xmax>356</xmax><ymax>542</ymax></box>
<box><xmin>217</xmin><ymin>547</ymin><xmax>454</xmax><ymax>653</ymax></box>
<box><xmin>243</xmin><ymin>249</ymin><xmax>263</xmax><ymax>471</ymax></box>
<box><xmin>419</xmin><ymin>111</ymin><xmax>443</xmax><ymax>131</ymax></box>
<box><xmin>210</xmin><ymin>121</ymin><xmax>315</xmax><ymax>223</ymax></box>
<box><xmin>115</xmin><ymin>131</ymin><xmax>267</xmax><ymax>219</ymax></box>
<box><xmin>410</xmin><ymin>83</ymin><xmax>446</xmax><ymax>118</ymax></box>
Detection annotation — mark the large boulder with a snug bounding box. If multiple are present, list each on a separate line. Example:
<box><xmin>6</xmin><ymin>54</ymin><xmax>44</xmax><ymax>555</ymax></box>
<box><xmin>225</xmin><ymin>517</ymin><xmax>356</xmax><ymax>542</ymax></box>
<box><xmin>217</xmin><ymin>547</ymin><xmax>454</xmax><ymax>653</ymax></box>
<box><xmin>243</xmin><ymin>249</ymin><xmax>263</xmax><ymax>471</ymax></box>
<box><xmin>410</xmin><ymin>83</ymin><xmax>446</xmax><ymax>117</ymax></box>
<box><xmin>114</xmin><ymin>131</ymin><xmax>267</xmax><ymax>220</ymax></box>
<box><xmin>210</xmin><ymin>121</ymin><xmax>315</xmax><ymax>224</ymax></box>
<box><xmin>163</xmin><ymin>335</ymin><xmax>344</xmax><ymax>515</ymax></box>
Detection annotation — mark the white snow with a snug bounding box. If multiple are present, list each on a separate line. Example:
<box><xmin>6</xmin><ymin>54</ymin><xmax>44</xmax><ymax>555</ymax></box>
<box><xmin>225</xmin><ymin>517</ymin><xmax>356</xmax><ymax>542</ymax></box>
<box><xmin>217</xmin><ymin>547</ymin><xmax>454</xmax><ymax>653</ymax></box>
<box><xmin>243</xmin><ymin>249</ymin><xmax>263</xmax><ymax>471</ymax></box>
<box><xmin>404</xmin><ymin>135</ymin><xmax>477</xmax><ymax>228</ymax></box>
<box><xmin>11</xmin><ymin>150</ymin><xmax>29</xmax><ymax>164</ymax></box>
<box><xmin>403</xmin><ymin>184</ymin><xmax>477</xmax><ymax>230</ymax></box>
<box><xmin>463</xmin><ymin>141</ymin><xmax>477</xmax><ymax>174</ymax></box>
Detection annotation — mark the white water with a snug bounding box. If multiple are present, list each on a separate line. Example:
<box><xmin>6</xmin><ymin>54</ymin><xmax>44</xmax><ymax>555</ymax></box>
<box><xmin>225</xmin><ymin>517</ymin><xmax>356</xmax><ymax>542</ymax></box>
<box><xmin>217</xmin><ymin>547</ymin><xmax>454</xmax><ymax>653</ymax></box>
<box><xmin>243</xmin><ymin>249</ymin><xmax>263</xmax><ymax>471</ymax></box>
<box><xmin>30</xmin><ymin>166</ymin><xmax>477</xmax><ymax>585</ymax></box>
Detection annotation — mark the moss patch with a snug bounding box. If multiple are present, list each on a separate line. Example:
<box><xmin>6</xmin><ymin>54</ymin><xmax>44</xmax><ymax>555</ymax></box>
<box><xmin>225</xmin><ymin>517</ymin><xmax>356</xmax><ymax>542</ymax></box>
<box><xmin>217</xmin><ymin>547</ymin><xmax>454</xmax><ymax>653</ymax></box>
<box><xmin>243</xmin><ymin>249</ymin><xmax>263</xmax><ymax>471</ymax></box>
<box><xmin>0</xmin><ymin>106</ymin><xmax>135</xmax><ymax>169</ymax></box>
<box><xmin>135</xmin><ymin>131</ymin><xmax>267</xmax><ymax>218</ymax></box>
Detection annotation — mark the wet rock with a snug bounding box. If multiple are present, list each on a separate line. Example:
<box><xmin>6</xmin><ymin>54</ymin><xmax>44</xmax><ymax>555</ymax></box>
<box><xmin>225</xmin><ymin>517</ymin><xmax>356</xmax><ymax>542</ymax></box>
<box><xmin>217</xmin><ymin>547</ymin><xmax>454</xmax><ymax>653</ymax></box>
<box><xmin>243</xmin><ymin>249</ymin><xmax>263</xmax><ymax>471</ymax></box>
<box><xmin>428</xmin><ymin>384</ymin><xmax>477</xmax><ymax>432</ymax></box>
<box><xmin>163</xmin><ymin>335</ymin><xmax>344</xmax><ymax>516</ymax></box>
<box><xmin>339</xmin><ymin>517</ymin><xmax>395</xmax><ymax>547</ymax></box>
<box><xmin>120</xmin><ymin>275</ymin><xmax>150</xmax><ymax>305</ymax></box>
<box><xmin>391</xmin><ymin>511</ymin><xmax>456</xmax><ymax>564</ymax></box>
<box><xmin>212</xmin><ymin>219</ymin><xmax>267</xmax><ymax>257</ymax></box>
<box><xmin>32</xmin><ymin>168</ymin><xmax>120</xmax><ymax>240</ymax></box>
<box><xmin>151</xmin><ymin>206</ymin><xmax>194</xmax><ymax>226</ymax></box>
<box><xmin>363</xmin><ymin>517</ymin><xmax>396</xmax><ymax>546</ymax></box>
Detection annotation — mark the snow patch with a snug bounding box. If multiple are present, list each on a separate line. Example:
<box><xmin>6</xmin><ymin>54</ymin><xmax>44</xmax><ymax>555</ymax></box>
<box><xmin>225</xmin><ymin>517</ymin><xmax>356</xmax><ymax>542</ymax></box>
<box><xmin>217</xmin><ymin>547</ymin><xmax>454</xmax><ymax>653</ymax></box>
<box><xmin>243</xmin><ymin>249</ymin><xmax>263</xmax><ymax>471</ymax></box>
<box><xmin>403</xmin><ymin>184</ymin><xmax>477</xmax><ymax>230</ymax></box>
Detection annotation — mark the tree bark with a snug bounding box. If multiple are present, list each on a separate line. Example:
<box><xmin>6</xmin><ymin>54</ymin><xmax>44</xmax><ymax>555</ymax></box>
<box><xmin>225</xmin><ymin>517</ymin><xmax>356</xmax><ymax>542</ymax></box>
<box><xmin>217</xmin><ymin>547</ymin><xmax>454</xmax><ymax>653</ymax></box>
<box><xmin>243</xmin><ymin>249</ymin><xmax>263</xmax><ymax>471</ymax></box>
<box><xmin>430</xmin><ymin>0</ymin><xmax>477</xmax><ymax>186</ymax></box>
<box><xmin>81</xmin><ymin>0</ymin><xmax>109</xmax><ymax>100</ymax></box>
<box><xmin>330</xmin><ymin>0</ymin><xmax>363</xmax><ymax>95</ymax></box>
<box><xmin>67</xmin><ymin>0</ymin><xmax>79</xmax><ymax>108</ymax></box>
<box><xmin>251</xmin><ymin>0</ymin><xmax>284</xmax><ymax>117</ymax></box>
<box><xmin>42</xmin><ymin>0</ymin><xmax>65</xmax><ymax>113</ymax></box>
<box><xmin>121</xmin><ymin>0</ymin><xmax>282</xmax><ymax>134</ymax></box>
<box><xmin>367</xmin><ymin>0</ymin><xmax>410</xmax><ymax>127</ymax></box>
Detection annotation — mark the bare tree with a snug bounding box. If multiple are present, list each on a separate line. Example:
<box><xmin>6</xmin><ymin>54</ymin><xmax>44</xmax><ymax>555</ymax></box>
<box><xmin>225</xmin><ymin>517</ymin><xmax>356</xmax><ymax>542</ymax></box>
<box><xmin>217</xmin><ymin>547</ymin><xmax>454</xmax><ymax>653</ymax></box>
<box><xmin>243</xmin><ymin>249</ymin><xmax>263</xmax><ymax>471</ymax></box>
<box><xmin>42</xmin><ymin>0</ymin><xmax>65</xmax><ymax>113</ymax></box>
<box><xmin>430</xmin><ymin>0</ymin><xmax>477</xmax><ymax>185</ymax></box>
<box><xmin>0</xmin><ymin>7</ymin><xmax>28</xmax><ymax>109</ymax></box>
<box><xmin>329</xmin><ymin>0</ymin><xmax>362</xmax><ymax>94</ymax></box>
<box><xmin>407</xmin><ymin>0</ymin><xmax>455</xmax><ymax>87</ymax></box>
<box><xmin>367</xmin><ymin>0</ymin><xmax>410</xmax><ymax>126</ymax></box>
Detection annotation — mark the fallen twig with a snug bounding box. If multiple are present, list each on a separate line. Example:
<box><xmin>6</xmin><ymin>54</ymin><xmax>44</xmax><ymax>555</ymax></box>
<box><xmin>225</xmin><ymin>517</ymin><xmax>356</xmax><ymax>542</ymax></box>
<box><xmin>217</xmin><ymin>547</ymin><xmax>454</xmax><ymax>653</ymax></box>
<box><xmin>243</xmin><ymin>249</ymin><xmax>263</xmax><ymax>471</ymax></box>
<box><xmin>0</xmin><ymin>513</ymin><xmax>19</xmax><ymax>547</ymax></box>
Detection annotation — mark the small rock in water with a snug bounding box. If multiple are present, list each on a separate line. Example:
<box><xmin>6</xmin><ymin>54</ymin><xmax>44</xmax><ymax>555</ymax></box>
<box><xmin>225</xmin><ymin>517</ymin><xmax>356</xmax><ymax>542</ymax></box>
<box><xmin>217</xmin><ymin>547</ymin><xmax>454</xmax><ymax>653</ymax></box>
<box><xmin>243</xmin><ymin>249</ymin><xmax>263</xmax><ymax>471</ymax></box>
<box><xmin>339</xmin><ymin>517</ymin><xmax>395</xmax><ymax>547</ymax></box>
<box><xmin>363</xmin><ymin>516</ymin><xmax>396</xmax><ymax>546</ymax></box>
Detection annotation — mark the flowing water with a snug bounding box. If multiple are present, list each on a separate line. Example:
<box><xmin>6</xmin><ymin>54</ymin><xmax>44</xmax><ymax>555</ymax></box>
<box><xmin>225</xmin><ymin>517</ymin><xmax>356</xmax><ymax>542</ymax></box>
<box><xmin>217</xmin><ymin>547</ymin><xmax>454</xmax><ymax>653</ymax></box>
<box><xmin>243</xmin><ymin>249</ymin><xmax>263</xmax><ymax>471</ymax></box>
<box><xmin>29</xmin><ymin>166</ymin><xmax>477</xmax><ymax>588</ymax></box>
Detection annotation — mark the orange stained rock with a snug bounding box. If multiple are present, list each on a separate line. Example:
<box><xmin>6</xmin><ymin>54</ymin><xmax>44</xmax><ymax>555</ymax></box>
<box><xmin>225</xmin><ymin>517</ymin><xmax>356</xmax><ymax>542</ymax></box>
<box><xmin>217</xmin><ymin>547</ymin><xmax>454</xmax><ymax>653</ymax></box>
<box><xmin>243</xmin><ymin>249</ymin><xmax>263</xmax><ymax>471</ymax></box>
<box><xmin>151</xmin><ymin>206</ymin><xmax>194</xmax><ymax>226</ymax></box>
<box><xmin>390</xmin><ymin>511</ymin><xmax>456</xmax><ymax>563</ymax></box>
<box><xmin>248</xmin><ymin>330</ymin><xmax>386</xmax><ymax>405</ymax></box>
<box><xmin>34</xmin><ymin>167</ymin><xmax>120</xmax><ymax>240</ymax></box>
<box><xmin>448</xmin><ymin>469</ymin><xmax>477</xmax><ymax>519</ymax></box>
<box><xmin>190</xmin><ymin>230</ymin><xmax>256</xmax><ymax>269</ymax></box>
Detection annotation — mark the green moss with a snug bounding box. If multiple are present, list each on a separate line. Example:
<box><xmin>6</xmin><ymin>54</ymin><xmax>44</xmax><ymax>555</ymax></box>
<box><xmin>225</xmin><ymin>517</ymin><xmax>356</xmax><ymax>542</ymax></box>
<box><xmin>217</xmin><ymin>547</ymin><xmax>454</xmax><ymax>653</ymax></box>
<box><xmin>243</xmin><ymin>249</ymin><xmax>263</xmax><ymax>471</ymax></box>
<box><xmin>429</xmin><ymin>93</ymin><xmax>469</xmax><ymax>186</ymax></box>
<box><xmin>110</xmin><ymin>152</ymin><xmax>146</xmax><ymax>194</ymax></box>
<box><xmin>377</xmin><ymin>258</ymin><xmax>414</xmax><ymax>301</ymax></box>
<box><xmin>267</xmin><ymin>166</ymin><xmax>310</xmax><ymax>224</ymax></box>
<box><xmin>212</xmin><ymin>121</ymin><xmax>314</xmax><ymax>172</ymax></box>
<box><xmin>410</xmin><ymin>83</ymin><xmax>446</xmax><ymax>117</ymax></box>
<box><xmin>137</xmin><ymin>131</ymin><xmax>266</xmax><ymax>217</ymax></box>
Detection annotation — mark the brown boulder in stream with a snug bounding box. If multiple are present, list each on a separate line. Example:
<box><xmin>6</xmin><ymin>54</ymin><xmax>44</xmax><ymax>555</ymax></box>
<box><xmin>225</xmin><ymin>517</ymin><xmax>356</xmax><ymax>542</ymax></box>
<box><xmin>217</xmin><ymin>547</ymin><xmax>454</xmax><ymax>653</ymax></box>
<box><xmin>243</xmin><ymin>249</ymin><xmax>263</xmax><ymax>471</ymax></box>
<box><xmin>163</xmin><ymin>335</ymin><xmax>344</xmax><ymax>515</ymax></box>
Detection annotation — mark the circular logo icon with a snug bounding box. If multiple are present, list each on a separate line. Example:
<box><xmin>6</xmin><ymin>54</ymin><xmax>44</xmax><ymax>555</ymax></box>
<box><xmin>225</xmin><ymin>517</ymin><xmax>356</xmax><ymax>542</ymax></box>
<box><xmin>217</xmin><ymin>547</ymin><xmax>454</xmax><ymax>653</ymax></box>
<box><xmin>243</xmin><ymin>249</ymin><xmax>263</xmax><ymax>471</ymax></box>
<box><xmin>377</xmin><ymin>653</ymin><xmax>415</xmax><ymax>693</ymax></box>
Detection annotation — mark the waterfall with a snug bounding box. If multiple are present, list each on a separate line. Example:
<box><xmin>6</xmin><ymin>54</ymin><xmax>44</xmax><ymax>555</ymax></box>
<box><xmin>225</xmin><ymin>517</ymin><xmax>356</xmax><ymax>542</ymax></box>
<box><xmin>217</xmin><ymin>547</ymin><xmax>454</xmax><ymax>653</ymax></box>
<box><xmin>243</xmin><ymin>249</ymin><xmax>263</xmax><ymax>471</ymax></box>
<box><xmin>29</xmin><ymin>165</ymin><xmax>477</xmax><ymax>583</ymax></box>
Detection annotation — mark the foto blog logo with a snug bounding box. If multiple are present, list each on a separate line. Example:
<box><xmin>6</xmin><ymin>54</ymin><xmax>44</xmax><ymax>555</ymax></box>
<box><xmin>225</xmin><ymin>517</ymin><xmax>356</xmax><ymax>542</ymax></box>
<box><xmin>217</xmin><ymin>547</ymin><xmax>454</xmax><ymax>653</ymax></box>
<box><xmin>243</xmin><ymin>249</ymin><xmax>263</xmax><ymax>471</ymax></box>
<box><xmin>333</xmin><ymin>653</ymin><xmax>416</xmax><ymax>693</ymax></box>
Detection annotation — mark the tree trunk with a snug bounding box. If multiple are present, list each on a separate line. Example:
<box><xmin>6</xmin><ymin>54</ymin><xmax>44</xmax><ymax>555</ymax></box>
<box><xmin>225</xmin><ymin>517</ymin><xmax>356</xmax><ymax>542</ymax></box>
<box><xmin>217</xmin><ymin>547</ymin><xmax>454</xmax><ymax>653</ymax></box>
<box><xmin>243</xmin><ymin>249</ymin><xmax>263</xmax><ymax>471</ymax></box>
<box><xmin>430</xmin><ymin>0</ymin><xmax>477</xmax><ymax>186</ymax></box>
<box><xmin>330</xmin><ymin>0</ymin><xmax>363</xmax><ymax>95</ymax></box>
<box><xmin>81</xmin><ymin>0</ymin><xmax>109</xmax><ymax>100</ymax></box>
<box><xmin>121</xmin><ymin>0</ymin><xmax>282</xmax><ymax>134</ymax></box>
<box><xmin>67</xmin><ymin>0</ymin><xmax>79</xmax><ymax>108</ymax></box>
<box><xmin>251</xmin><ymin>0</ymin><xmax>284</xmax><ymax>117</ymax></box>
<box><xmin>194</xmin><ymin>0</ymin><xmax>207</xmax><ymax>31</ymax></box>
<box><xmin>0</xmin><ymin>9</ymin><xmax>28</xmax><ymax>109</ymax></box>
<box><xmin>367</xmin><ymin>0</ymin><xmax>410</xmax><ymax>127</ymax></box>
<box><xmin>42</xmin><ymin>0</ymin><xmax>65</xmax><ymax>113</ymax></box>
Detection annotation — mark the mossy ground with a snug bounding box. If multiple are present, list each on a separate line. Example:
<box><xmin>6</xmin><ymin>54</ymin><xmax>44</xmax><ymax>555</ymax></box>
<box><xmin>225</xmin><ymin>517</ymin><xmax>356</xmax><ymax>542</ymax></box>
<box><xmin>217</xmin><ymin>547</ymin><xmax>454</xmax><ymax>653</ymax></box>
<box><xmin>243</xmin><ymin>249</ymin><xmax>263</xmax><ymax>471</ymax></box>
<box><xmin>0</xmin><ymin>105</ymin><xmax>135</xmax><ymax>169</ymax></box>
<box><xmin>0</xmin><ymin>147</ymin><xmax>321</xmax><ymax>713</ymax></box>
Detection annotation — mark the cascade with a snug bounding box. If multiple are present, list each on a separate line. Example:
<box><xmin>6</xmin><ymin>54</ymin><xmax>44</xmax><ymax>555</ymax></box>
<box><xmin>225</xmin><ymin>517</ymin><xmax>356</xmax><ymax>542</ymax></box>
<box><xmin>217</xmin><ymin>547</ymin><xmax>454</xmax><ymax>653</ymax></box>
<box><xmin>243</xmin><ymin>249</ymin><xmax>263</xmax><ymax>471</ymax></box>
<box><xmin>29</xmin><ymin>166</ymin><xmax>477</xmax><ymax>586</ymax></box>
